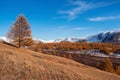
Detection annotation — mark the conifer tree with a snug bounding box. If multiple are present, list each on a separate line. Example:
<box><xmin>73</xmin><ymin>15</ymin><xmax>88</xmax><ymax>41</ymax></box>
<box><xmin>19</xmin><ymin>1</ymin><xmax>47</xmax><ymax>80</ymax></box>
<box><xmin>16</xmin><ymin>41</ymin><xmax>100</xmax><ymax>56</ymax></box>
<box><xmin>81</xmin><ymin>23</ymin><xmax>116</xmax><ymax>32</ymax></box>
<box><xmin>115</xmin><ymin>66</ymin><xmax>120</xmax><ymax>75</ymax></box>
<box><xmin>103</xmin><ymin>58</ymin><xmax>114</xmax><ymax>73</ymax></box>
<box><xmin>7</xmin><ymin>15</ymin><xmax>33</xmax><ymax>48</ymax></box>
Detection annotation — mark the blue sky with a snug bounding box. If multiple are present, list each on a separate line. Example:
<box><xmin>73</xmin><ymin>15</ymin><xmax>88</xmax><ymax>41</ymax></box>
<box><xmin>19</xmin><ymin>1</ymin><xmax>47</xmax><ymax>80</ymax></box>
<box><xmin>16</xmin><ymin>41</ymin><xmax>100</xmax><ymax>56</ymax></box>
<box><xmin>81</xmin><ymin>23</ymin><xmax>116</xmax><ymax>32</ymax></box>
<box><xmin>0</xmin><ymin>0</ymin><xmax>120</xmax><ymax>40</ymax></box>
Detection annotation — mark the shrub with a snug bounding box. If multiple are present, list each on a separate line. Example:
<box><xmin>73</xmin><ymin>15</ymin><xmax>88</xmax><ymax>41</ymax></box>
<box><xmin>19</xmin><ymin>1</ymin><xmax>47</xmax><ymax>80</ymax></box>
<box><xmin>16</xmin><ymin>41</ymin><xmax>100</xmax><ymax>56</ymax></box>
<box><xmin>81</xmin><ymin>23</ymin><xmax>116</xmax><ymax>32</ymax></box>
<box><xmin>103</xmin><ymin>58</ymin><xmax>114</xmax><ymax>73</ymax></box>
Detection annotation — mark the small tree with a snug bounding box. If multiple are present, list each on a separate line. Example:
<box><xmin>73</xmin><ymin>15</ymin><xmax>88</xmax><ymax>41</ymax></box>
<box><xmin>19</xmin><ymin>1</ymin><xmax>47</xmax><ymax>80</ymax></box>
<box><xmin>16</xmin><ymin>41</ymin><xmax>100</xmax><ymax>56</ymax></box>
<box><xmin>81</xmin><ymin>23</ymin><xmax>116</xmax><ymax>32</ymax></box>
<box><xmin>115</xmin><ymin>66</ymin><xmax>120</xmax><ymax>75</ymax></box>
<box><xmin>104</xmin><ymin>48</ymin><xmax>111</xmax><ymax>55</ymax></box>
<box><xmin>7</xmin><ymin>15</ymin><xmax>33</xmax><ymax>48</ymax></box>
<box><xmin>103</xmin><ymin>58</ymin><xmax>114</xmax><ymax>73</ymax></box>
<box><xmin>68</xmin><ymin>53</ymin><xmax>72</xmax><ymax>59</ymax></box>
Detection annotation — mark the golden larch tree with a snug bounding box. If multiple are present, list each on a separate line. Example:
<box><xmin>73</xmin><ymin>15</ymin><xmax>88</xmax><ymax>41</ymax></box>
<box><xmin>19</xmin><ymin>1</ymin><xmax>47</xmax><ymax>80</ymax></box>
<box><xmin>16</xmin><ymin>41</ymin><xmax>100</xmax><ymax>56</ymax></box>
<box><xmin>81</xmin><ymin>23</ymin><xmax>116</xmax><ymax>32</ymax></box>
<box><xmin>7</xmin><ymin>15</ymin><xmax>33</xmax><ymax>48</ymax></box>
<box><xmin>103</xmin><ymin>58</ymin><xmax>114</xmax><ymax>73</ymax></box>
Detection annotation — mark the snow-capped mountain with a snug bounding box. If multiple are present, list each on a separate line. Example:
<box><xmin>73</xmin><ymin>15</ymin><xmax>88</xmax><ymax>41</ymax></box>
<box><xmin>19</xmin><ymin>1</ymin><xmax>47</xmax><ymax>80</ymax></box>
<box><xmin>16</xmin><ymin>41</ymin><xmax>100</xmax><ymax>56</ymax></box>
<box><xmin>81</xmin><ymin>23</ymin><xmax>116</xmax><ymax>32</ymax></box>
<box><xmin>1</xmin><ymin>31</ymin><xmax>120</xmax><ymax>43</ymax></box>
<box><xmin>62</xmin><ymin>37</ymin><xmax>80</xmax><ymax>42</ymax></box>
<box><xmin>54</xmin><ymin>38</ymin><xmax>64</xmax><ymax>43</ymax></box>
<box><xmin>87</xmin><ymin>31</ymin><xmax>120</xmax><ymax>42</ymax></box>
<box><xmin>34</xmin><ymin>31</ymin><xmax>120</xmax><ymax>43</ymax></box>
<box><xmin>86</xmin><ymin>33</ymin><xmax>106</xmax><ymax>42</ymax></box>
<box><xmin>33</xmin><ymin>38</ymin><xmax>54</xmax><ymax>43</ymax></box>
<box><xmin>61</xmin><ymin>37</ymin><xmax>86</xmax><ymax>42</ymax></box>
<box><xmin>40</xmin><ymin>40</ymin><xmax>54</xmax><ymax>43</ymax></box>
<box><xmin>37</xmin><ymin>39</ymin><xmax>54</xmax><ymax>43</ymax></box>
<box><xmin>34</xmin><ymin>37</ymin><xmax>86</xmax><ymax>43</ymax></box>
<box><xmin>57</xmin><ymin>31</ymin><xmax>120</xmax><ymax>43</ymax></box>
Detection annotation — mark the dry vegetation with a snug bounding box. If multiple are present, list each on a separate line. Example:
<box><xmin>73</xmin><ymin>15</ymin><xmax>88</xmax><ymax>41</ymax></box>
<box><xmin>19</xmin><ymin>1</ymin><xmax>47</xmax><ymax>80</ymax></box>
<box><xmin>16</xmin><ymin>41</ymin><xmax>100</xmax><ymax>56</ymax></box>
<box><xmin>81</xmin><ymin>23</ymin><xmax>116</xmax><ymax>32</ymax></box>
<box><xmin>29</xmin><ymin>42</ymin><xmax>120</xmax><ymax>75</ymax></box>
<box><xmin>34</xmin><ymin>42</ymin><xmax>120</xmax><ymax>55</ymax></box>
<box><xmin>0</xmin><ymin>42</ymin><xmax>120</xmax><ymax>80</ymax></box>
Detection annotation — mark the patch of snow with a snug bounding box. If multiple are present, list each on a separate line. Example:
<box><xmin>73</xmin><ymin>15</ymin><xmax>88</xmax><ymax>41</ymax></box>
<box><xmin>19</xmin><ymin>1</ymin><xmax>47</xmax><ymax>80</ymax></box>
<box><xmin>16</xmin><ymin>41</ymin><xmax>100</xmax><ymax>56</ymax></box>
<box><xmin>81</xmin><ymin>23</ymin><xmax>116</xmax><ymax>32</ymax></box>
<box><xmin>54</xmin><ymin>38</ymin><xmax>64</xmax><ymax>43</ymax></box>
<box><xmin>63</xmin><ymin>37</ymin><xmax>83</xmax><ymax>42</ymax></box>
<box><xmin>110</xmin><ymin>53</ymin><xmax>120</xmax><ymax>58</ymax></box>
<box><xmin>87</xmin><ymin>35</ymin><xmax>100</xmax><ymax>42</ymax></box>
<box><xmin>0</xmin><ymin>37</ymin><xmax>10</xmax><ymax>43</ymax></box>
<box><xmin>38</xmin><ymin>39</ymin><xmax>54</xmax><ymax>43</ymax></box>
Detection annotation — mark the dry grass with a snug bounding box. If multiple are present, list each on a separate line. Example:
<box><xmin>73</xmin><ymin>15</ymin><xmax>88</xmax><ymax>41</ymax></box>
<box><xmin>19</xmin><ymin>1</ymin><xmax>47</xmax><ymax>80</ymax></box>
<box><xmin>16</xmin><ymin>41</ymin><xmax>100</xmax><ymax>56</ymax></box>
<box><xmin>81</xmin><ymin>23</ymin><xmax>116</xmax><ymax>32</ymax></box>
<box><xmin>0</xmin><ymin>42</ymin><xmax>120</xmax><ymax>80</ymax></box>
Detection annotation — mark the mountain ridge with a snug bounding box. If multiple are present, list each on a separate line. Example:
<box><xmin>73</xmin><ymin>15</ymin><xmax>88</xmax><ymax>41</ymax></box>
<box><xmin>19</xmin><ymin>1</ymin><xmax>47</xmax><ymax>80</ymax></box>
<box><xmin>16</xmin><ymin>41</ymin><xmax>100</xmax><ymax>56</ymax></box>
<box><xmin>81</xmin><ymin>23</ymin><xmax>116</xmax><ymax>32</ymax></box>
<box><xmin>37</xmin><ymin>30</ymin><xmax>120</xmax><ymax>43</ymax></box>
<box><xmin>1</xmin><ymin>30</ymin><xmax>120</xmax><ymax>43</ymax></box>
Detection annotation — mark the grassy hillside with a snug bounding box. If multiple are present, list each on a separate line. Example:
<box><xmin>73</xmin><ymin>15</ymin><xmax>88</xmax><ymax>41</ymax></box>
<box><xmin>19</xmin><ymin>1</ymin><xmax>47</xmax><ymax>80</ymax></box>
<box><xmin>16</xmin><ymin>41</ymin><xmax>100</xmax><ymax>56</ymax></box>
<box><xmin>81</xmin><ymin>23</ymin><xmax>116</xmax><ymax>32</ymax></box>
<box><xmin>0</xmin><ymin>42</ymin><xmax>120</xmax><ymax>80</ymax></box>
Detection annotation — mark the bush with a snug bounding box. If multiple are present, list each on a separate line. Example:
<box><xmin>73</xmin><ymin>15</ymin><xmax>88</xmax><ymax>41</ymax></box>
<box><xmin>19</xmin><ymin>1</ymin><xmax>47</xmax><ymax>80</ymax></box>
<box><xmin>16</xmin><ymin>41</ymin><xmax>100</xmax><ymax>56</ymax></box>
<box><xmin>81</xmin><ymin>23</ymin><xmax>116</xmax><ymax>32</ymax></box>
<box><xmin>103</xmin><ymin>58</ymin><xmax>114</xmax><ymax>73</ymax></box>
<box><xmin>115</xmin><ymin>66</ymin><xmax>120</xmax><ymax>75</ymax></box>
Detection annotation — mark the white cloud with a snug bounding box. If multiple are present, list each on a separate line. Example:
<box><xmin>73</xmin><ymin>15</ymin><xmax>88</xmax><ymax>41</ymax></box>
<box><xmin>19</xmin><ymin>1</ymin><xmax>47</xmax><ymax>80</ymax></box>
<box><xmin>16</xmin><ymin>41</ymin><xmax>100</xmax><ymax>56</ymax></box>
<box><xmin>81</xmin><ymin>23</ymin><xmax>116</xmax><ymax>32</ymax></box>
<box><xmin>72</xmin><ymin>27</ymin><xmax>86</xmax><ymax>30</ymax></box>
<box><xmin>88</xmin><ymin>16</ymin><xmax>120</xmax><ymax>21</ymax></box>
<box><xmin>58</xmin><ymin>0</ymin><xmax>119</xmax><ymax>21</ymax></box>
<box><xmin>56</xmin><ymin>26</ymin><xmax>86</xmax><ymax>33</ymax></box>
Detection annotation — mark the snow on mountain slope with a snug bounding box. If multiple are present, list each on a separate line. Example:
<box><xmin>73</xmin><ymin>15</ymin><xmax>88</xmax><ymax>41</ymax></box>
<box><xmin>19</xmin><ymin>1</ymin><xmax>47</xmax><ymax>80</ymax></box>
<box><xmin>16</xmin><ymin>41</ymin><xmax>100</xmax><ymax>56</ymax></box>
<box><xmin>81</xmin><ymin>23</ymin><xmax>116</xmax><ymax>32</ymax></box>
<box><xmin>62</xmin><ymin>37</ymin><xmax>80</xmax><ymax>42</ymax></box>
<box><xmin>102</xmin><ymin>31</ymin><xmax>120</xmax><ymax>42</ymax></box>
<box><xmin>54</xmin><ymin>38</ymin><xmax>64</xmax><ymax>43</ymax></box>
<box><xmin>87</xmin><ymin>31</ymin><xmax>120</xmax><ymax>42</ymax></box>
<box><xmin>38</xmin><ymin>39</ymin><xmax>54</xmax><ymax>43</ymax></box>
<box><xmin>1</xmin><ymin>30</ymin><xmax>120</xmax><ymax>43</ymax></box>
<box><xmin>87</xmin><ymin>35</ymin><xmax>100</xmax><ymax>42</ymax></box>
<box><xmin>0</xmin><ymin>37</ymin><xmax>10</xmax><ymax>43</ymax></box>
<box><xmin>86</xmin><ymin>33</ymin><xmax>106</xmax><ymax>42</ymax></box>
<box><xmin>61</xmin><ymin>31</ymin><xmax>120</xmax><ymax>43</ymax></box>
<box><xmin>33</xmin><ymin>38</ymin><xmax>54</xmax><ymax>43</ymax></box>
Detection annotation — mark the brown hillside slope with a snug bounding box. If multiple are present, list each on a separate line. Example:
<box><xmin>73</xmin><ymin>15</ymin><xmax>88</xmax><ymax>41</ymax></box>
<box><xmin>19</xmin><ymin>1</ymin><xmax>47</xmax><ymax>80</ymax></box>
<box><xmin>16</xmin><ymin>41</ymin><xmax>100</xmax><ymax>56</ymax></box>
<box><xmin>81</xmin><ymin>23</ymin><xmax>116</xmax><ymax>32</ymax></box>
<box><xmin>0</xmin><ymin>43</ymin><xmax>120</xmax><ymax>80</ymax></box>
